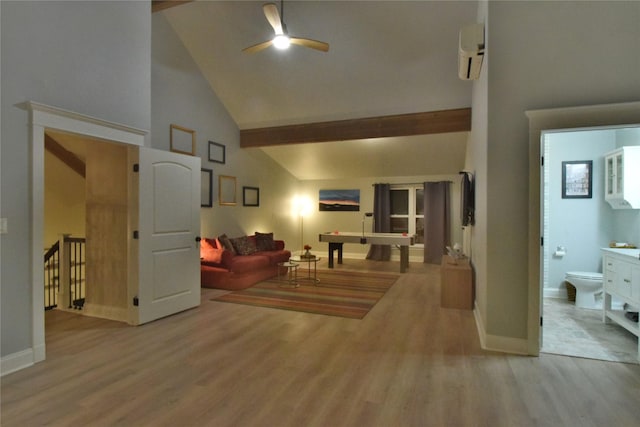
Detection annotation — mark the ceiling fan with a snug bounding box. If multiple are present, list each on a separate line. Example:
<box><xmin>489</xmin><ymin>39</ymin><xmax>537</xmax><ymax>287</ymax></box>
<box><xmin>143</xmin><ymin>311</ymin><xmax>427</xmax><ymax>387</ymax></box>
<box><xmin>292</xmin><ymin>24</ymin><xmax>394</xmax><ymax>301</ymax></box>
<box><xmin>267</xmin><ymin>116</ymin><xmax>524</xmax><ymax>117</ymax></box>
<box><xmin>242</xmin><ymin>1</ymin><xmax>329</xmax><ymax>54</ymax></box>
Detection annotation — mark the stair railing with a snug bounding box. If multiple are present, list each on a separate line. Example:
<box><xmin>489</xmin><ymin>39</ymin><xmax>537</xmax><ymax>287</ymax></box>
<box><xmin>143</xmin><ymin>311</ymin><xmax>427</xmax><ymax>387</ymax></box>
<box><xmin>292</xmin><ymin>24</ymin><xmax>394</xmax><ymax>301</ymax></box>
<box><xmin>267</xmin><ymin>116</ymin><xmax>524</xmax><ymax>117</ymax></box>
<box><xmin>44</xmin><ymin>241</ymin><xmax>60</xmax><ymax>310</ymax></box>
<box><xmin>43</xmin><ymin>235</ymin><xmax>86</xmax><ymax>310</ymax></box>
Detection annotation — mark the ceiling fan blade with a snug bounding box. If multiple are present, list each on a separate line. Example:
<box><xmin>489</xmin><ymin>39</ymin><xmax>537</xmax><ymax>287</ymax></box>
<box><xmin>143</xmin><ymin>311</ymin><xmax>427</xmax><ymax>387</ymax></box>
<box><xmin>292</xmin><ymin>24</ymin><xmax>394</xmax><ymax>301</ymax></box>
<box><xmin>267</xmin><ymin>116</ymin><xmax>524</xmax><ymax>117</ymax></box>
<box><xmin>289</xmin><ymin>37</ymin><xmax>330</xmax><ymax>52</ymax></box>
<box><xmin>242</xmin><ymin>40</ymin><xmax>274</xmax><ymax>54</ymax></box>
<box><xmin>263</xmin><ymin>3</ymin><xmax>284</xmax><ymax>35</ymax></box>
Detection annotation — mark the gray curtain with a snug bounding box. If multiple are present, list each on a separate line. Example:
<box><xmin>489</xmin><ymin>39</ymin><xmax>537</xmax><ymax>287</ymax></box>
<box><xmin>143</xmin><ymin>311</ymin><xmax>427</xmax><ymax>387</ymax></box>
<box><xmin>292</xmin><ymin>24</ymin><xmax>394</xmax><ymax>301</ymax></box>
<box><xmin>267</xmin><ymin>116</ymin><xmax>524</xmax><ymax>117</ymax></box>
<box><xmin>423</xmin><ymin>181</ymin><xmax>451</xmax><ymax>264</ymax></box>
<box><xmin>366</xmin><ymin>183</ymin><xmax>391</xmax><ymax>260</ymax></box>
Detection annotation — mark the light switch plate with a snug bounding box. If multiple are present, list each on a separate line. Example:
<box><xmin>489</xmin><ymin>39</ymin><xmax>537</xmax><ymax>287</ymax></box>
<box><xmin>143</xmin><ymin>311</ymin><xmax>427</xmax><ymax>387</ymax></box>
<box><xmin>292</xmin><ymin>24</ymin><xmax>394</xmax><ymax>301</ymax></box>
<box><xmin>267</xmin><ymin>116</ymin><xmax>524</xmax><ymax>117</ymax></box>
<box><xmin>0</xmin><ymin>218</ymin><xmax>7</xmax><ymax>234</ymax></box>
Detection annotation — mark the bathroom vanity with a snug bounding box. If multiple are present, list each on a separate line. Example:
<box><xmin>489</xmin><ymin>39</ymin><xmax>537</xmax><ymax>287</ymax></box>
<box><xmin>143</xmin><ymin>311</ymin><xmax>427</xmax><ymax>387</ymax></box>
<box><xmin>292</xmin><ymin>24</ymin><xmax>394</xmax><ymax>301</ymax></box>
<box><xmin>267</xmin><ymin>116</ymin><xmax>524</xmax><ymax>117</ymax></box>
<box><xmin>601</xmin><ymin>248</ymin><xmax>640</xmax><ymax>361</ymax></box>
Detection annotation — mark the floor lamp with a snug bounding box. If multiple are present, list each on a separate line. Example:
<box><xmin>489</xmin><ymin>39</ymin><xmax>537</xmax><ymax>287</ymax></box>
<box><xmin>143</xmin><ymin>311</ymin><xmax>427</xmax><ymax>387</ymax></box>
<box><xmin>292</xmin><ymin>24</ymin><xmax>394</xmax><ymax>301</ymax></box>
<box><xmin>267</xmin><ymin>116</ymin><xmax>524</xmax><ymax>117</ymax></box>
<box><xmin>299</xmin><ymin>212</ymin><xmax>305</xmax><ymax>256</ymax></box>
<box><xmin>296</xmin><ymin>197</ymin><xmax>311</xmax><ymax>255</ymax></box>
<box><xmin>362</xmin><ymin>212</ymin><xmax>374</xmax><ymax>237</ymax></box>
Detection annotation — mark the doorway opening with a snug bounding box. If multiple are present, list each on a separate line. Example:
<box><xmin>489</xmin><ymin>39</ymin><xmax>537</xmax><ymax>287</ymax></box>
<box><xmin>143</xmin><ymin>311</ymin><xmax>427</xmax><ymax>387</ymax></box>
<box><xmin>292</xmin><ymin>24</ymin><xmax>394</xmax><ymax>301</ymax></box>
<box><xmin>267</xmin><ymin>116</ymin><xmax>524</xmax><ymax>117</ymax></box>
<box><xmin>539</xmin><ymin>125</ymin><xmax>639</xmax><ymax>363</ymax></box>
<box><xmin>526</xmin><ymin>101</ymin><xmax>640</xmax><ymax>361</ymax></box>
<box><xmin>25</xmin><ymin>101</ymin><xmax>147</xmax><ymax>367</ymax></box>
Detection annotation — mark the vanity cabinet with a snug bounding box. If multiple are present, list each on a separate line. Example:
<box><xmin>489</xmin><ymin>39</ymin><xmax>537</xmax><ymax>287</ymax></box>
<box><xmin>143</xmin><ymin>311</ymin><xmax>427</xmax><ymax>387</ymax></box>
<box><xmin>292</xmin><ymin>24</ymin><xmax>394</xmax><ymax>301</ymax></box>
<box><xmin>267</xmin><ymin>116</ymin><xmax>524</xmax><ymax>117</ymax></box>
<box><xmin>602</xmin><ymin>248</ymin><xmax>640</xmax><ymax>361</ymax></box>
<box><xmin>604</xmin><ymin>146</ymin><xmax>640</xmax><ymax>209</ymax></box>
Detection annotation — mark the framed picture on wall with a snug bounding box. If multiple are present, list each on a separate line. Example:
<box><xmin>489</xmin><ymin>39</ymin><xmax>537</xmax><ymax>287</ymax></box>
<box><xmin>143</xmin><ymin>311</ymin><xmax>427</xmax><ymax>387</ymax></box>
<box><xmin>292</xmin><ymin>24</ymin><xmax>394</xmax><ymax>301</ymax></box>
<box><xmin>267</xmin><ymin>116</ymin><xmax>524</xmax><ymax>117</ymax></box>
<box><xmin>201</xmin><ymin>168</ymin><xmax>213</xmax><ymax>207</ymax></box>
<box><xmin>208</xmin><ymin>141</ymin><xmax>225</xmax><ymax>164</ymax></box>
<box><xmin>219</xmin><ymin>175</ymin><xmax>237</xmax><ymax>206</ymax></box>
<box><xmin>319</xmin><ymin>189</ymin><xmax>360</xmax><ymax>211</ymax></box>
<box><xmin>170</xmin><ymin>124</ymin><xmax>196</xmax><ymax>156</ymax></box>
<box><xmin>243</xmin><ymin>186</ymin><xmax>259</xmax><ymax>207</ymax></box>
<box><xmin>562</xmin><ymin>160</ymin><xmax>592</xmax><ymax>199</ymax></box>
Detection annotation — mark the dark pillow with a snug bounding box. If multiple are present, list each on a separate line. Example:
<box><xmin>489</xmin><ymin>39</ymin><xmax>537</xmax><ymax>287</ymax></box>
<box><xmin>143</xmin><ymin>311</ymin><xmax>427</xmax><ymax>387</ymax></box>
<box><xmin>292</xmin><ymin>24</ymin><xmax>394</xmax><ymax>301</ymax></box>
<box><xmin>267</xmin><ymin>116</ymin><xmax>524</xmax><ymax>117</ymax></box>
<box><xmin>217</xmin><ymin>234</ymin><xmax>236</xmax><ymax>255</ymax></box>
<box><xmin>255</xmin><ymin>232</ymin><xmax>277</xmax><ymax>251</ymax></box>
<box><xmin>230</xmin><ymin>235</ymin><xmax>257</xmax><ymax>255</ymax></box>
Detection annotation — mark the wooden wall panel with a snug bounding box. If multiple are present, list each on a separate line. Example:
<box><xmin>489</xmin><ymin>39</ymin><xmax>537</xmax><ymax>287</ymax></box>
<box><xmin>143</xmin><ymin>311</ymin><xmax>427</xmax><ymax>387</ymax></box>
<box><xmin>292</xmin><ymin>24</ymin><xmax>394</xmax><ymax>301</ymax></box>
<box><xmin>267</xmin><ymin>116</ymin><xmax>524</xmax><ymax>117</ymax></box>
<box><xmin>84</xmin><ymin>142</ymin><xmax>129</xmax><ymax>322</ymax></box>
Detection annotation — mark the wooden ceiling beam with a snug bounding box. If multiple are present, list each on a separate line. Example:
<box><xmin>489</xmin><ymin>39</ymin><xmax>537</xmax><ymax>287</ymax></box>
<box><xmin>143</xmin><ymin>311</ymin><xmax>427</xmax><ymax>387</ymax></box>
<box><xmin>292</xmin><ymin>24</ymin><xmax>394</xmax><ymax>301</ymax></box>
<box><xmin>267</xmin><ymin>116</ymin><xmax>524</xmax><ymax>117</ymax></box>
<box><xmin>45</xmin><ymin>134</ymin><xmax>86</xmax><ymax>178</ymax></box>
<box><xmin>240</xmin><ymin>108</ymin><xmax>471</xmax><ymax>148</ymax></box>
<box><xmin>152</xmin><ymin>1</ymin><xmax>193</xmax><ymax>13</ymax></box>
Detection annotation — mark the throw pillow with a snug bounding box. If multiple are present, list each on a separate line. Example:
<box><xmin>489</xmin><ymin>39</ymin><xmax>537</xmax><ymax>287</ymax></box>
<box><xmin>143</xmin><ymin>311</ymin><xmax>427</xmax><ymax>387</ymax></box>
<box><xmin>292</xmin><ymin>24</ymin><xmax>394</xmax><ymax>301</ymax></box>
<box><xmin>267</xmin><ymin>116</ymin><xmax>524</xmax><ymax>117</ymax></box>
<box><xmin>230</xmin><ymin>235</ymin><xmax>257</xmax><ymax>255</ymax></box>
<box><xmin>200</xmin><ymin>238</ymin><xmax>223</xmax><ymax>264</ymax></box>
<box><xmin>218</xmin><ymin>234</ymin><xmax>236</xmax><ymax>255</ymax></box>
<box><xmin>255</xmin><ymin>231</ymin><xmax>277</xmax><ymax>251</ymax></box>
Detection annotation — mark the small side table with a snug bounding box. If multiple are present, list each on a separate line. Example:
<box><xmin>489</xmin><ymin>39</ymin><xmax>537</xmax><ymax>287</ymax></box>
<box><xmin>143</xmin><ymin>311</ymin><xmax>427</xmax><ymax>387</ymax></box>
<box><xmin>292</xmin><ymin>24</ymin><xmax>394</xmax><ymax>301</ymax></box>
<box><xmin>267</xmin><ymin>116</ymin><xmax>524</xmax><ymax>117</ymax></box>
<box><xmin>278</xmin><ymin>261</ymin><xmax>299</xmax><ymax>288</ymax></box>
<box><xmin>440</xmin><ymin>255</ymin><xmax>473</xmax><ymax>310</ymax></box>
<box><xmin>290</xmin><ymin>256</ymin><xmax>321</xmax><ymax>284</ymax></box>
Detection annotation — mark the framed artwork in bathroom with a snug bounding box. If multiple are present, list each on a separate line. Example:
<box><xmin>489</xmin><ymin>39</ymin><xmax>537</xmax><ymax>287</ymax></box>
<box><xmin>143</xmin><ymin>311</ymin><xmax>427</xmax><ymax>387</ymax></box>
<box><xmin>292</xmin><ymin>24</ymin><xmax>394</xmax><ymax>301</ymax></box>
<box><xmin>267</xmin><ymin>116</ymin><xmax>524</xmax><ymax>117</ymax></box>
<box><xmin>562</xmin><ymin>160</ymin><xmax>592</xmax><ymax>199</ymax></box>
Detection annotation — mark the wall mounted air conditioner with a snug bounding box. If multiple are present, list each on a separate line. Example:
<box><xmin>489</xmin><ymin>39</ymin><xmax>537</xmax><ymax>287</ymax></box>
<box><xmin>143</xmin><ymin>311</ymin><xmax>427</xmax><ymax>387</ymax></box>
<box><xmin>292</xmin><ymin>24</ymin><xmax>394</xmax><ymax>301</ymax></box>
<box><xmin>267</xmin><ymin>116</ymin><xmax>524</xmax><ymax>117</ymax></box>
<box><xmin>458</xmin><ymin>23</ymin><xmax>485</xmax><ymax>80</ymax></box>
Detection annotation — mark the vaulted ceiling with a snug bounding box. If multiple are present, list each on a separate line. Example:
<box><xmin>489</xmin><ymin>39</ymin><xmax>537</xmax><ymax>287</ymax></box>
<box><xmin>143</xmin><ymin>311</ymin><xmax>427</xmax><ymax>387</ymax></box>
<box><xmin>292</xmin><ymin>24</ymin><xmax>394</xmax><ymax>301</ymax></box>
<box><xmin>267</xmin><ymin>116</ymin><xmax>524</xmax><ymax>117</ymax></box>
<box><xmin>157</xmin><ymin>0</ymin><xmax>480</xmax><ymax>180</ymax></box>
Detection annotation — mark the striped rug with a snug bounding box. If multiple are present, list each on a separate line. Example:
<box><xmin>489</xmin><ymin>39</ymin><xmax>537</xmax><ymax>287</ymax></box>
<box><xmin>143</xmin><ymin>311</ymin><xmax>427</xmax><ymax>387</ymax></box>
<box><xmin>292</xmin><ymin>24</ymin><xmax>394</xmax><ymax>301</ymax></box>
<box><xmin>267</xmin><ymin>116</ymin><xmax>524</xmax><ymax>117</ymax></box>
<box><xmin>211</xmin><ymin>269</ymin><xmax>399</xmax><ymax>319</ymax></box>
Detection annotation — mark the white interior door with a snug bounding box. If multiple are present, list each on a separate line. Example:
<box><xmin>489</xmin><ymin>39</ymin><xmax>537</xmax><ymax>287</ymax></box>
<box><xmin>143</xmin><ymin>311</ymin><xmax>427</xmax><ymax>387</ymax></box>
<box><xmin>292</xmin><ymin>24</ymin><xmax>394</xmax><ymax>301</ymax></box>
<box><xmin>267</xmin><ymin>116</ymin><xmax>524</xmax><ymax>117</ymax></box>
<box><xmin>134</xmin><ymin>147</ymin><xmax>201</xmax><ymax>325</ymax></box>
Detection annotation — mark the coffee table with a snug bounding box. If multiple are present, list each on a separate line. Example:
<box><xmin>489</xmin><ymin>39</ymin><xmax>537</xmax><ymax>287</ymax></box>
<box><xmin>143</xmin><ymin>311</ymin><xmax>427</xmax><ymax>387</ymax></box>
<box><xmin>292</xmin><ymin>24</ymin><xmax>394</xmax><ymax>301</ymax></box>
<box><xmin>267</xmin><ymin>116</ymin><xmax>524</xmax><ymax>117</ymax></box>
<box><xmin>277</xmin><ymin>261</ymin><xmax>299</xmax><ymax>288</ymax></box>
<box><xmin>290</xmin><ymin>256</ymin><xmax>321</xmax><ymax>284</ymax></box>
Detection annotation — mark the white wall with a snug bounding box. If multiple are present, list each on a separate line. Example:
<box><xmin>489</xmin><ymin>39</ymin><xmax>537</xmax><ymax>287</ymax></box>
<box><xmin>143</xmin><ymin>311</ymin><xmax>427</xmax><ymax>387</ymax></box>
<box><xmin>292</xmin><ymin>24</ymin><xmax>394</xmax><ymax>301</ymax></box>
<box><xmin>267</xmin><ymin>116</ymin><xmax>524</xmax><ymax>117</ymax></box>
<box><xmin>475</xmin><ymin>0</ymin><xmax>640</xmax><ymax>344</ymax></box>
<box><xmin>466</xmin><ymin>0</ymin><xmax>489</xmax><ymax>334</ymax></box>
<box><xmin>151</xmin><ymin>14</ymin><xmax>299</xmax><ymax>248</ymax></box>
<box><xmin>1</xmin><ymin>1</ymin><xmax>151</xmax><ymax>358</ymax></box>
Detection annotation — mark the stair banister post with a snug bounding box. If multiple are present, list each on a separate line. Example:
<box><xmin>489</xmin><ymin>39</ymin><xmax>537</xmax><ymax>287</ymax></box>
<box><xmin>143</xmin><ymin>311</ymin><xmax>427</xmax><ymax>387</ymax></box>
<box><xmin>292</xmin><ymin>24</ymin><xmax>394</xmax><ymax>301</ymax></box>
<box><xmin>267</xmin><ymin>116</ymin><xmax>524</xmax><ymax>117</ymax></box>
<box><xmin>58</xmin><ymin>233</ymin><xmax>72</xmax><ymax>309</ymax></box>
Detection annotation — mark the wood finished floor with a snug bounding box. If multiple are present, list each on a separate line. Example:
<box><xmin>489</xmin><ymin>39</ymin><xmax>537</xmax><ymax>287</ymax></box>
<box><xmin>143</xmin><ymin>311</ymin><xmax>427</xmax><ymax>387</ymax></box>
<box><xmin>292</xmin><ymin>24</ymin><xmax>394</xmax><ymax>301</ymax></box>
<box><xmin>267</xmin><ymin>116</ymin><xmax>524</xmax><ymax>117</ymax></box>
<box><xmin>2</xmin><ymin>259</ymin><xmax>640</xmax><ymax>426</ymax></box>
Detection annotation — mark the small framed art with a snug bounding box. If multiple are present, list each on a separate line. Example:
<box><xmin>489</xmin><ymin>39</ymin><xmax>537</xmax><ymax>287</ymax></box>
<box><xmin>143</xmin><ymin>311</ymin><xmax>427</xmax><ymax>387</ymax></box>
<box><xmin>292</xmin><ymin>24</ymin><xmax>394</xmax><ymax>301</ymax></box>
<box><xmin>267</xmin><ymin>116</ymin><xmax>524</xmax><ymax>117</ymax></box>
<box><xmin>243</xmin><ymin>186</ymin><xmax>260</xmax><ymax>207</ymax></box>
<box><xmin>219</xmin><ymin>175</ymin><xmax>237</xmax><ymax>206</ymax></box>
<box><xmin>208</xmin><ymin>141</ymin><xmax>226</xmax><ymax>164</ymax></box>
<box><xmin>201</xmin><ymin>168</ymin><xmax>213</xmax><ymax>207</ymax></box>
<box><xmin>170</xmin><ymin>124</ymin><xmax>196</xmax><ymax>156</ymax></box>
<box><xmin>562</xmin><ymin>160</ymin><xmax>592</xmax><ymax>199</ymax></box>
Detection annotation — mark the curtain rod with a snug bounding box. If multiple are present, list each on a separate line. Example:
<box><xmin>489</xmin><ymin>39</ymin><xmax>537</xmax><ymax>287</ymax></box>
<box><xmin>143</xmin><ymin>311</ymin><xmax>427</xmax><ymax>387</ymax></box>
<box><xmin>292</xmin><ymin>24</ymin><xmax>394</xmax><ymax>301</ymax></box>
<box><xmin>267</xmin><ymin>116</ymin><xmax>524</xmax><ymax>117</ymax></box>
<box><xmin>372</xmin><ymin>181</ymin><xmax>453</xmax><ymax>186</ymax></box>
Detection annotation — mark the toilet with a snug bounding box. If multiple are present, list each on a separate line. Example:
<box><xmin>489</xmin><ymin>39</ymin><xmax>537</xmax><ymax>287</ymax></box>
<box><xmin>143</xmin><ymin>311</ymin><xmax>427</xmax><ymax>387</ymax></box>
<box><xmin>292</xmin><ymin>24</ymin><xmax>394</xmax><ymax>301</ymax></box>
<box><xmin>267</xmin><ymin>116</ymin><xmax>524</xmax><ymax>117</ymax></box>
<box><xmin>564</xmin><ymin>272</ymin><xmax>603</xmax><ymax>309</ymax></box>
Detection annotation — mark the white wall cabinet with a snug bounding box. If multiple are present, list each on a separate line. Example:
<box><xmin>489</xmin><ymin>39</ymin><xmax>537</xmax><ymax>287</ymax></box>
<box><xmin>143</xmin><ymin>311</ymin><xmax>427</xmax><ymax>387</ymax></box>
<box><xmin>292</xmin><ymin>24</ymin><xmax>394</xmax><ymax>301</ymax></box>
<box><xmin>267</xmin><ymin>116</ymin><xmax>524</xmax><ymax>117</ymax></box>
<box><xmin>604</xmin><ymin>146</ymin><xmax>640</xmax><ymax>209</ymax></box>
<box><xmin>602</xmin><ymin>248</ymin><xmax>640</xmax><ymax>361</ymax></box>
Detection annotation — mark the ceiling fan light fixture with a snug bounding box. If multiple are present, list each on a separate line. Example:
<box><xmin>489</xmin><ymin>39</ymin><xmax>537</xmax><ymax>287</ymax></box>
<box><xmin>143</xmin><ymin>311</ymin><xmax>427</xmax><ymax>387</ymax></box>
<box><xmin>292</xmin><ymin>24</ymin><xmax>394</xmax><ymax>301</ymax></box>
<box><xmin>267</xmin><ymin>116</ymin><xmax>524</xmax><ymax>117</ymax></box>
<box><xmin>273</xmin><ymin>34</ymin><xmax>290</xmax><ymax>49</ymax></box>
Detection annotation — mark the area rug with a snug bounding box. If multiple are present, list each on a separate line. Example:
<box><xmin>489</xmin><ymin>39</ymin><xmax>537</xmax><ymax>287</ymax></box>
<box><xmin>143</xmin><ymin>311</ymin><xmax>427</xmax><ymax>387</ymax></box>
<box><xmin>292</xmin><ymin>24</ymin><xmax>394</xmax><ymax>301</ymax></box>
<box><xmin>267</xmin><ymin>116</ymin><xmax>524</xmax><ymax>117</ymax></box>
<box><xmin>211</xmin><ymin>269</ymin><xmax>399</xmax><ymax>319</ymax></box>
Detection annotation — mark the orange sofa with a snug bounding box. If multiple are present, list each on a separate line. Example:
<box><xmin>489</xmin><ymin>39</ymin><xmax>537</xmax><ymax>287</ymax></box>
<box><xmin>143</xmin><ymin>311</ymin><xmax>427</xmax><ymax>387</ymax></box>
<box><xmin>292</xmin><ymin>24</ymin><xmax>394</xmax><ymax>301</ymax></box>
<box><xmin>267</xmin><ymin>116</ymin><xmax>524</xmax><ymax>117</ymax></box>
<box><xmin>200</xmin><ymin>233</ymin><xmax>291</xmax><ymax>290</ymax></box>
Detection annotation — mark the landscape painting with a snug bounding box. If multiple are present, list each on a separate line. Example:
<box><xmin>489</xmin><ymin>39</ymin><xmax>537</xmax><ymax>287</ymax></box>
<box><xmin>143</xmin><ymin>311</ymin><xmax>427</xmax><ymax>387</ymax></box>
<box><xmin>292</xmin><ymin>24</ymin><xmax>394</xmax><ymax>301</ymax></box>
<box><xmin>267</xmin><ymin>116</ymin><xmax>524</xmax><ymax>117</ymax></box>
<box><xmin>319</xmin><ymin>189</ymin><xmax>360</xmax><ymax>211</ymax></box>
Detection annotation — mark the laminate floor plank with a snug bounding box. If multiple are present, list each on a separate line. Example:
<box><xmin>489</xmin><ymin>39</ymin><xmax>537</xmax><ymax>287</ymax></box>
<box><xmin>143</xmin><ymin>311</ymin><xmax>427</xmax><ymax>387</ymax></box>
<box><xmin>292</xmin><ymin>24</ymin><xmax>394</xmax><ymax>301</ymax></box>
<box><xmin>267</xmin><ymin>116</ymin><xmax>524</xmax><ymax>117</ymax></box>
<box><xmin>2</xmin><ymin>260</ymin><xmax>640</xmax><ymax>427</ymax></box>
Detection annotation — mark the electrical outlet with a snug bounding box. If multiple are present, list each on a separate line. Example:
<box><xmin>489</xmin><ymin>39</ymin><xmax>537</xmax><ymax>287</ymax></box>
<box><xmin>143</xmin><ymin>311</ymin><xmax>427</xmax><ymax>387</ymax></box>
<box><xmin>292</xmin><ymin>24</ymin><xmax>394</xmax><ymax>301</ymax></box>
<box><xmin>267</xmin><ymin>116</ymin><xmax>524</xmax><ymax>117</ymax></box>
<box><xmin>0</xmin><ymin>218</ymin><xmax>7</xmax><ymax>234</ymax></box>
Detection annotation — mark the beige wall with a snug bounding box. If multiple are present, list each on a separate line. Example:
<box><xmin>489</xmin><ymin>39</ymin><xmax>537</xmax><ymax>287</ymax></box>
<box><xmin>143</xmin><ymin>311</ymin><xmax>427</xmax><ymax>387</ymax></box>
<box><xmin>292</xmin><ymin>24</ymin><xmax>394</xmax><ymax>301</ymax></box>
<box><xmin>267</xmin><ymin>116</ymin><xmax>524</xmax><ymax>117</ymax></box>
<box><xmin>44</xmin><ymin>151</ymin><xmax>86</xmax><ymax>248</ymax></box>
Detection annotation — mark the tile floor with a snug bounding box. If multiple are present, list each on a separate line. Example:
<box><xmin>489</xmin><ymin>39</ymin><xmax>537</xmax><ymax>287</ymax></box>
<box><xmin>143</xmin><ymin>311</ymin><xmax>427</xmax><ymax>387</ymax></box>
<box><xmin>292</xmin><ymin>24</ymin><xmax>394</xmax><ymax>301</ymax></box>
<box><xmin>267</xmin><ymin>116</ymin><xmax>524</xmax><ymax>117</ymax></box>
<box><xmin>542</xmin><ymin>297</ymin><xmax>638</xmax><ymax>364</ymax></box>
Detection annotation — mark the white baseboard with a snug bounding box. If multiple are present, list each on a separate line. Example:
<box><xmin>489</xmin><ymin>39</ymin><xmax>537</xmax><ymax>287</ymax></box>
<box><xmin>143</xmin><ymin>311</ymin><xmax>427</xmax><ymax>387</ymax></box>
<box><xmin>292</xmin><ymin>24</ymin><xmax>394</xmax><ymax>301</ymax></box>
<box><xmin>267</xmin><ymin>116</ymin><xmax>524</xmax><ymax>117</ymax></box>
<box><xmin>1</xmin><ymin>348</ymin><xmax>35</xmax><ymax>377</ymax></box>
<box><xmin>473</xmin><ymin>301</ymin><xmax>530</xmax><ymax>355</ymax></box>
<box><xmin>543</xmin><ymin>288</ymin><xmax>568</xmax><ymax>299</ymax></box>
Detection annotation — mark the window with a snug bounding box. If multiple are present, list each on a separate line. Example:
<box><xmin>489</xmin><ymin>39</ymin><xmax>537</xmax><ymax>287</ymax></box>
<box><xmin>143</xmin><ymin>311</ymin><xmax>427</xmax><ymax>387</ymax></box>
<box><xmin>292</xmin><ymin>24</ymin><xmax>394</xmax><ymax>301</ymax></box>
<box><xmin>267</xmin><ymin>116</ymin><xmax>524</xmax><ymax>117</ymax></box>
<box><xmin>390</xmin><ymin>185</ymin><xmax>424</xmax><ymax>245</ymax></box>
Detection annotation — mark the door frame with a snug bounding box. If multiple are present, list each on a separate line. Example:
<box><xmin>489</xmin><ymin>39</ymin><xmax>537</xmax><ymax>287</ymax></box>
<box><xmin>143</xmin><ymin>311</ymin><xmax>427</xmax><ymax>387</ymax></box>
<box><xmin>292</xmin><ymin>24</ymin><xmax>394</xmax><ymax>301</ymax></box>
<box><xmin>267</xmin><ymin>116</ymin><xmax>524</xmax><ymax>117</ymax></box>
<box><xmin>22</xmin><ymin>101</ymin><xmax>146</xmax><ymax>368</ymax></box>
<box><xmin>526</xmin><ymin>101</ymin><xmax>640</xmax><ymax>356</ymax></box>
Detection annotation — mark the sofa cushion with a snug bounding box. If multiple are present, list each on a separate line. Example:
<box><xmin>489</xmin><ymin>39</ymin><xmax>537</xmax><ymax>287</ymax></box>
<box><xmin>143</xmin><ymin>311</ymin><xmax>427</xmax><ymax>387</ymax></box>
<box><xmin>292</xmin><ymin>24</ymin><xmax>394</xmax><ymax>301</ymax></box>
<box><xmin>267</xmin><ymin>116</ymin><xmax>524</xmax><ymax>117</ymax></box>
<box><xmin>255</xmin><ymin>231</ymin><xmax>277</xmax><ymax>251</ymax></box>
<box><xmin>230</xmin><ymin>235</ymin><xmax>258</xmax><ymax>255</ymax></box>
<box><xmin>229</xmin><ymin>254</ymin><xmax>270</xmax><ymax>273</ymax></box>
<box><xmin>218</xmin><ymin>234</ymin><xmax>236</xmax><ymax>255</ymax></box>
<box><xmin>200</xmin><ymin>238</ymin><xmax>224</xmax><ymax>264</ymax></box>
<box><xmin>256</xmin><ymin>249</ymin><xmax>291</xmax><ymax>265</ymax></box>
